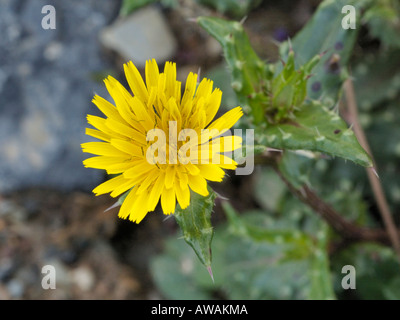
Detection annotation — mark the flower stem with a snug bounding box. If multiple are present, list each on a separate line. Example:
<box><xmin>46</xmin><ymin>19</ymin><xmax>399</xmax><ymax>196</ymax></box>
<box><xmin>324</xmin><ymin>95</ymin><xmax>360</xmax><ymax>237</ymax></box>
<box><xmin>343</xmin><ymin>78</ymin><xmax>400</xmax><ymax>261</ymax></box>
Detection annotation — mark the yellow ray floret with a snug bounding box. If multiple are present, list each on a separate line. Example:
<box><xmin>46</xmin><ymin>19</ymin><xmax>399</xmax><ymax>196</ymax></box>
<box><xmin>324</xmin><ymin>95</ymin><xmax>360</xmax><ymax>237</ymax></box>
<box><xmin>82</xmin><ymin>59</ymin><xmax>243</xmax><ymax>223</ymax></box>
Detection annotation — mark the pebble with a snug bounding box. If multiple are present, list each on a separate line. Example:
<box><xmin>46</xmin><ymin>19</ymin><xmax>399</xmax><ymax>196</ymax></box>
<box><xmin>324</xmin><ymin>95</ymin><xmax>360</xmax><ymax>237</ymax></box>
<box><xmin>100</xmin><ymin>6</ymin><xmax>177</xmax><ymax>68</ymax></box>
<box><xmin>0</xmin><ymin>0</ymin><xmax>120</xmax><ymax>193</ymax></box>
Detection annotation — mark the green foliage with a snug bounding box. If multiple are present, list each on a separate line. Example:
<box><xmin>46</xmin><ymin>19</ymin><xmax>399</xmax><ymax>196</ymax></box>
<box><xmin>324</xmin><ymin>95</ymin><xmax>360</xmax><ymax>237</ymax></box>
<box><xmin>198</xmin><ymin>15</ymin><xmax>372</xmax><ymax>168</ymax></box>
<box><xmin>151</xmin><ymin>201</ymin><xmax>336</xmax><ymax>299</ymax></box>
<box><xmin>279</xmin><ymin>0</ymin><xmax>372</xmax><ymax>104</ymax></box>
<box><xmin>196</xmin><ymin>0</ymin><xmax>262</xmax><ymax>19</ymax></box>
<box><xmin>174</xmin><ymin>189</ymin><xmax>216</xmax><ymax>269</ymax></box>
<box><xmin>362</xmin><ymin>0</ymin><xmax>400</xmax><ymax>49</ymax></box>
<box><xmin>265</xmin><ymin>100</ymin><xmax>372</xmax><ymax>167</ymax></box>
<box><xmin>146</xmin><ymin>0</ymin><xmax>400</xmax><ymax>300</ymax></box>
<box><xmin>353</xmin><ymin>50</ymin><xmax>400</xmax><ymax>112</ymax></box>
<box><xmin>120</xmin><ymin>0</ymin><xmax>156</xmax><ymax>16</ymax></box>
<box><xmin>308</xmin><ymin>224</ymin><xmax>335</xmax><ymax>300</ymax></box>
<box><xmin>120</xmin><ymin>0</ymin><xmax>178</xmax><ymax>16</ymax></box>
<box><xmin>197</xmin><ymin>16</ymin><xmax>269</xmax><ymax>125</ymax></box>
<box><xmin>331</xmin><ymin>243</ymin><xmax>400</xmax><ymax>299</ymax></box>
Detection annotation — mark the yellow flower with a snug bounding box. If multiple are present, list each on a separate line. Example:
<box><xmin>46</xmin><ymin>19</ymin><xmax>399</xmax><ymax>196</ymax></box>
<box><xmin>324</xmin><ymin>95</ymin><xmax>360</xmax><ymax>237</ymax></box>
<box><xmin>82</xmin><ymin>59</ymin><xmax>243</xmax><ymax>223</ymax></box>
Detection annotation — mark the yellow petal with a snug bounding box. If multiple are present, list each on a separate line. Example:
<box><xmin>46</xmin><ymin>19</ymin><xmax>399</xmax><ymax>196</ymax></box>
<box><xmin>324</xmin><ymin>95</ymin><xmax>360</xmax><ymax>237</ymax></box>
<box><xmin>216</xmin><ymin>154</ymin><xmax>237</xmax><ymax>170</ymax></box>
<box><xmin>194</xmin><ymin>78</ymin><xmax>213</xmax><ymax>106</ymax></box>
<box><xmin>105</xmin><ymin>118</ymin><xmax>147</xmax><ymax>146</ymax></box>
<box><xmin>136</xmin><ymin>168</ymin><xmax>159</xmax><ymax>194</ymax></box>
<box><xmin>92</xmin><ymin>95</ymin><xmax>125</xmax><ymax>124</ymax></box>
<box><xmin>181</xmin><ymin>72</ymin><xmax>198</xmax><ymax>114</ymax></box>
<box><xmin>164</xmin><ymin>61</ymin><xmax>177</xmax><ymax>101</ymax></box>
<box><xmin>176</xmin><ymin>165</ymin><xmax>189</xmax><ymax>189</ymax></box>
<box><xmin>81</xmin><ymin>142</ymin><xmax>129</xmax><ymax>157</ymax></box>
<box><xmin>197</xmin><ymin>164</ymin><xmax>225</xmax><ymax>182</ymax></box>
<box><xmin>124</xmin><ymin>61</ymin><xmax>149</xmax><ymax>103</ymax></box>
<box><xmin>130</xmin><ymin>96</ymin><xmax>155</xmax><ymax>132</ymax></box>
<box><xmin>104</xmin><ymin>76</ymin><xmax>137</xmax><ymax>127</ymax></box>
<box><xmin>92</xmin><ymin>174</ymin><xmax>126</xmax><ymax>196</ymax></box>
<box><xmin>123</xmin><ymin>161</ymin><xmax>156</xmax><ymax>179</ymax></box>
<box><xmin>211</xmin><ymin>135</ymin><xmax>243</xmax><ymax>152</ymax></box>
<box><xmin>87</xmin><ymin>115</ymin><xmax>124</xmax><ymax>139</ymax></box>
<box><xmin>85</xmin><ymin>128</ymin><xmax>110</xmax><ymax>142</ymax></box>
<box><xmin>110</xmin><ymin>178</ymin><xmax>136</xmax><ymax>198</ymax></box>
<box><xmin>185</xmin><ymin>162</ymin><xmax>200</xmax><ymax>175</ymax></box>
<box><xmin>156</xmin><ymin>73</ymin><xmax>167</xmax><ymax>115</ymax></box>
<box><xmin>175</xmin><ymin>182</ymin><xmax>190</xmax><ymax>209</ymax></box>
<box><xmin>165</xmin><ymin>165</ymin><xmax>176</xmax><ymax>189</ymax></box>
<box><xmin>106</xmin><ymin>160</ymin><xmax>138</xmax><ymax>174</ymax></box>
<box><xmin>207</xmin><ymin>106</ymin><xmax>243</xmax><ymax>136</ymax></box>
<box><xmin>130</xmin><ymin>190</ymin><xmax>151</xmax><ymax>223</ymax></box>
<box><xmin>83</xmin><ymin>155</ymin><xmax>130</xmax><ymax>170</ymax></box>
<box><xmin>188</xmin><ymin>174</ymin><xmax>209</xmax><ymax>196</ymax></box>
<box><xmin>118</xmin><ymin>187</ymin><xmax>138</xmax><ymax>219</ymax></box>
<box><xmin>145</xmin><ymin>59</ymin><xmax>159</xmax><ymax>89</ymax></box>
<box><xmin>204</xmin><ymin>88</ymin><xmax>222</xmax><ymax>126</ymax></box>
<box><xmin>161</xmin><ymin>186</ymin><xmax>176</xmax><ymax>215</ymax></box>
<box><xmin>147</xmin><ymin>171</ymin><xmax>165</xmax><ymax>211</ymax></box>
<box><xmin>110</xmin><ymin>139</ymin><xmax>143</xmax><ymax>158</ymax></box>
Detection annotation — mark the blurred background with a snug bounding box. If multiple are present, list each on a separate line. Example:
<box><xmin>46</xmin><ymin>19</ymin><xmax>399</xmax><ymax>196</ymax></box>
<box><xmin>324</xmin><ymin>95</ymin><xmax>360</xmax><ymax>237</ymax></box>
<box><xmin>0</xmin><ymin>0</ymin><xmax>316</xmax><ymax>299</ymax></box>
<box><xmin>1</xmin><ymin>0</ymin><xmax>400</xmax><ymax>300</ymax></box>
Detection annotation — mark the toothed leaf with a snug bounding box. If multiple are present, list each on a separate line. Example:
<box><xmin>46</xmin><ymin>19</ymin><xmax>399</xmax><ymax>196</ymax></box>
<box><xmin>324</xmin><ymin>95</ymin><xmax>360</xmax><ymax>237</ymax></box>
<box><xmin>174</xmin><ymin>188</ymin><xmax>216</xmax><ymax>269</ymax></box>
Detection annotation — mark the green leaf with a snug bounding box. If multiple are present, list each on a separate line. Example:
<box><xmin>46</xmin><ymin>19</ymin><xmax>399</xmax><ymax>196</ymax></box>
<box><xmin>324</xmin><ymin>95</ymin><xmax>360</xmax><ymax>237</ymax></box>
<box><xmin>150</xmin><ymin>238</ymin><xmax>214</xmax><ymax>299</ymax></box>
<box><xmin>253</xmin><ymin>167</ymin><xmax>287</xmax><ymax>211</ymax></box>
<box><xmin>222</xmin><ymin>201</ymin><xmax>312</xmax><ymax>261</ymax></box>
<box><xmin>151</xmin><ymin>208</ymin><xmax>332</xmax><ymax>300</ymax></box>
<box><xmin>265</xmin><ymin>100</ymin><xmax>373</xmax><ymax>167</ymax></box>
<box><xmin>278</xmin><ymin>151</ymin><xmax>314</xmax><ymax>189</ymax></box>
<box><xmin>120</xmin><ymin>0</ymin><xmax>178</xmax><ymax>16</ymax></box>
<box><xmin>308</xmin><ymin>223</ymin><xmax>336</xmax><ymax>300</ymax></box>
<box><xmin>196</xmin><ymin>0</ymin><xmax>262</xmax><ymax>19</ymax></box>
<box><xmin>354</xmin><ymin>49</ymin><xmax>400</xmax><ymax>111</ymax></box>
<box><xmin>279</xmin><ymin>0</ymin><xmax>373</xmax><ymax>104</ymax></box>
<box><xmin>331</xmin><ymin>243</ymin><xmax>400</xmax><ymax>299</ymax></box>
<box><xmin>174</xmin><ymin>188</ymin><xmax>216</xmax><ymax>269</ymax></box>
<box><xmin>120</xmin><ymin>0</ymin><xmax>157</xmax><ymax>16</ymax></box>
<box><xmin>363</xmin><ymin>0</ymin><xmax>400</xmax><ymax>49</ymax></box>
<box><xmin>197</xmin><ymin>16</ymin><xmax>268</xmax><ymax>124</ymax></box>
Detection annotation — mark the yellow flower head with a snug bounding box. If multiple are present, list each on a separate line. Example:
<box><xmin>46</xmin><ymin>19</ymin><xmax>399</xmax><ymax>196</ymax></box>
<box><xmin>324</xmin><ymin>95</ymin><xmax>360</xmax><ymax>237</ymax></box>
<box><xmin>82</xmin><ymin>59</ymin><xmax>243</xmax><ymax>223</ymax></box>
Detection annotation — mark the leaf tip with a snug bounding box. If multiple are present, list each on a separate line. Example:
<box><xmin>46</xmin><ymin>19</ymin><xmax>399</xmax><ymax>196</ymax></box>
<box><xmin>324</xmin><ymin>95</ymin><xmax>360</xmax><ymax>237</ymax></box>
<box><xmin>104</xmin><ymin>201</ymin><xmax>120</xmax><ymax>213</ymax></box>
<box><xmin>207</xmin><ymin>265</ymin><xmax>215</xmax><ymax>283</ymax></box>
<box><xmin>371</xmin><ymin>166</ymin><xmax>380</xmax><ymax>179</ymax></box>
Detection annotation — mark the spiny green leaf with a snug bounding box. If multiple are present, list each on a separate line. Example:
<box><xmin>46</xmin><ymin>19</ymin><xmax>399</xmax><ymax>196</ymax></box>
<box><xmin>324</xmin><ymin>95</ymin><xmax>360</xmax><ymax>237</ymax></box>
<box><xmin>174</xmin><ymin>188</ymin><xmax>216</xmax><ymax>269</ymax></box>
<box><xmin>263</xmin><ymin>100</ymin><xmax>373</xmax><ymax>167</ymax></box>
<box><xmin>197</xmin><ymin>16</ymin><xmax>268</xmax><ymax>124</ymax></box>
<box><xmin>279</xmin><ymin>0</ymin><xmax>373</xmax><ymax>104</ymax></box>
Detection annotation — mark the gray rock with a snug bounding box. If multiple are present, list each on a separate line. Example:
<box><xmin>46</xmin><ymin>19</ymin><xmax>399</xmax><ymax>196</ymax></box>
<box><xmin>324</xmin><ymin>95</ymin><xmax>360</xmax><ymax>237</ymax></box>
<box><xmin>100</xmin><ymin>5</ymin><xmax>177</xmax><ymax>68</ymax></box>
<box><xmin>0</xmin><ymin>0</ymin><xmax>121</xmax><ymax>193</ymax></box>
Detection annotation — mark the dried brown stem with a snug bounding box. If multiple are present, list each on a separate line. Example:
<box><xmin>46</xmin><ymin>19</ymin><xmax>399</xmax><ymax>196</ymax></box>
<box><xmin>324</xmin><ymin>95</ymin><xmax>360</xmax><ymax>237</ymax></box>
<box><xmin>343</xmin><ymin>79</ymin><xmax>400</xmax><ymax>259</ymax></box>
<box><xmin>274</xmin><ymin>166</ymin><xmax>390</xmax><ymax>245</ymax></box>
<box><xmin>254</xmin><ymin>152</ymin><xmax>393</xmax><ymax>247</ymax></box>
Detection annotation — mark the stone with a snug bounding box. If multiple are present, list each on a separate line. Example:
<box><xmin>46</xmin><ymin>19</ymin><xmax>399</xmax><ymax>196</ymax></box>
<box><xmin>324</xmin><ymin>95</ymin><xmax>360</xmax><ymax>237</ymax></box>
<box><xmin>100</xmin><ymin>6</ymin><xmax>177</xmax><ymax>68</ymax></box>
<box><xmin>0</xmin><ymin>0</ymin><xmax>121</xmax><ymax>193</ymax></box>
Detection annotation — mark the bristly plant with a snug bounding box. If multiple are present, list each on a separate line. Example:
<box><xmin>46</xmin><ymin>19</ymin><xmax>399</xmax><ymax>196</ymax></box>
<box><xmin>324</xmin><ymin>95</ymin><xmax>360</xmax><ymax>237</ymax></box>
<box><xmin>120</xmin><ymin>0</ymin><xmax>400</xmax><ymax>299</ymax></box>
